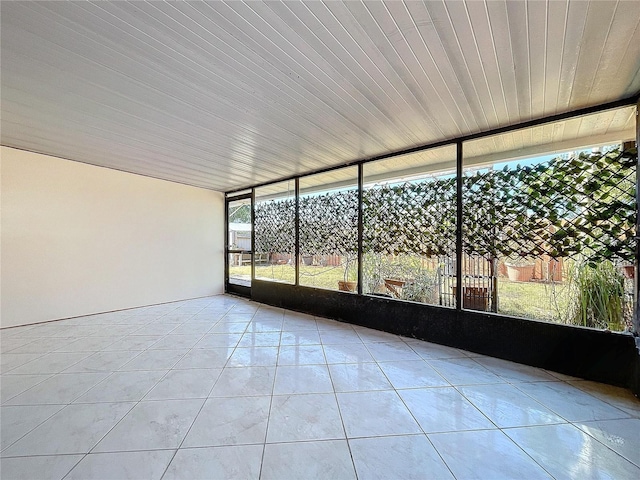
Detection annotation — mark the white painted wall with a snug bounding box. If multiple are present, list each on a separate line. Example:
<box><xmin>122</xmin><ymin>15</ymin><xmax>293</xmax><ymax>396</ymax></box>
<box><xmin>1</xmin><ymin>147</ymin><xmax>224</xmax><ymax>328</ymax></box>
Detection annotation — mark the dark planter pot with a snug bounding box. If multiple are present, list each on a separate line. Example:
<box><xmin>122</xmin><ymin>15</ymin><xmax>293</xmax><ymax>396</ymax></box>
<box><xmin>302</xmin><ymin>255</ymin><xmax>313</xmax><ymax>266</ymax></box>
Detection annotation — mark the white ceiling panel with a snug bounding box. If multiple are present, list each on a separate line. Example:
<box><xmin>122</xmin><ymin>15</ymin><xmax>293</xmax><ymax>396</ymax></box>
<box><xmin>464</xmin><ymin>105</ymin><xmax>637</xmax><ymax>168</ymax></box>
<box><xmin>1</xmin><ymin>1</ymin><xmax>639</xmax><ymax>191</ymax></box>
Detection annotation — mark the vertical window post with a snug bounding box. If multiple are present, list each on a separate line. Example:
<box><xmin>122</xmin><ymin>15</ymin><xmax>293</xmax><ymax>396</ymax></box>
<box><xmin>250</xmin><ymin>189</ymin><xmax>255</xmax><ymax>283</ymax></box>
<box><xmin>456</xmin><ymin>141</ymin><xmax>463</xmax><ymax>311</ymax></box>
<box><xmin>634</xmin><ymin>100</ymin><xmax>640</xmax><ymax>334</ymax></box>
<box><xmin>358</xmin><ymin>163</ymin><xmax>364</xmax><ymax>295</ymax></box>
<box><xmin>224</xmin><ymin>197</ymin><xmax>229</xmax><ymax>292</ymax></box>
<box><xmin>295</xmin><ymin>178</ymin><xmax>300</xmax><ymax>287</ymax></box>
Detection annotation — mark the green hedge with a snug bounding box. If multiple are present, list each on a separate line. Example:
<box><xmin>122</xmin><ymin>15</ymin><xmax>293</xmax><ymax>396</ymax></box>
<box><xmin>255</xmin><ymin>148</ymin><xmax>636</xmax><ymax>264</ymax></box>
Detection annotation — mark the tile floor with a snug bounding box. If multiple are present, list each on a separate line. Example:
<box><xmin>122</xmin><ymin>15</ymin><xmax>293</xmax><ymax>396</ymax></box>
<box><xmin>1</xmin><ymin>294</ymin><xmax>639</xmax><ymax>479</ymax></box>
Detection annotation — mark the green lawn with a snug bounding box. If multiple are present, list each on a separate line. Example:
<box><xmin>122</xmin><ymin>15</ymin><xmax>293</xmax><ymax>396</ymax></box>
<box><xmin>230</xmin><ymin>264</ymin><xmax>616</xmax><ymax>329</ymax></box>
<box><xmin>231</xmin><ymin>264</ymin><xmax>348</xmax><ymax>288</ymax></box>
<box><xmin>498</xmin><ymin>280</ymin><xmax>571</xmax><ymax>322</ymax></box>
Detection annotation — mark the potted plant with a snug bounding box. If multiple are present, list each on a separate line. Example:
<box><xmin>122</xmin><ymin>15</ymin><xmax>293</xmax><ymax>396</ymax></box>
<box><xmin>401</xmin><ymin>270</ymin><xmax>438</xmax><ymax>303</ymax></box>
<box><xmin>338</xmin><ymin>254</ymin><xmax>357</xmax><ymax>292</ymax></box>
<box><xmin>505</xmin><ymin>256</ymin><xmax>536</xmax><ymax>282</ymax></box>
<box><xmin>362</xmin><ymin>253</ymin><xmax>387</xmax><ymax>295</ymax></box>
<box><xmin>382</xmin><ymin>259</ymin><xmax>411</xmax><ymax>298</ymax></box>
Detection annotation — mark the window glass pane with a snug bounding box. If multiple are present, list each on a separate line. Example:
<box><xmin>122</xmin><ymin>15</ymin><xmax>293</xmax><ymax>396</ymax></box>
<box><xmin>363</xmin><ymin>145</ymin><xmax>457</xmax><ymax>306</ymax></box>
<box><xmin>462</xmin><ymin>106</ymin><xmax>636</xmax><ymax>330</ymax></box>
<box><xmin>227</xmin><ymin>197</ymin><xmax>251</xmax><ymax>287</ymax></box>
<box><xmin>299</xmin><ymin>167</ymin><xmax>358</xmax><ymax>292</ymax></box>
<box><xmin>254</xmin><ymin>180</ymin><xmax>295</xmax><ymax>283</ymax></box>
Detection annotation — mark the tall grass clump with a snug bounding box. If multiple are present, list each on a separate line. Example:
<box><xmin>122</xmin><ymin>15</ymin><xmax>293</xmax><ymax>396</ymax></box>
<box><xmin>569</xmin><ymin>260</ymin><xmax>624</xmax><ymax>330</ymax></box>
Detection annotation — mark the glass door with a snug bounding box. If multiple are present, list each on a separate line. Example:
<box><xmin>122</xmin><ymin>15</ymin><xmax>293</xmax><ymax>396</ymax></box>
<box><xmin>226</xmin><ymin>194</ymin><xmax>252</xmax><ymax>297</ymax></box>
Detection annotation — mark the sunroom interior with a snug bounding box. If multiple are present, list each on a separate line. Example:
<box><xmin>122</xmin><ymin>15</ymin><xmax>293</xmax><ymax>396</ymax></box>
<box><xmin>235</xmin><ymin>100</ymin><xmax>640</xmax><ymax>389</ymax></box>
<box><xmin>2</xmin><ymin>1</ymin><xmax>640</xmax><ymax>479</ymax></box>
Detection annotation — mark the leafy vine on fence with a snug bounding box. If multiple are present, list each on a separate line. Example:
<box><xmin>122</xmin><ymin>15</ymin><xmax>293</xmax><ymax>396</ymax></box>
<box><xmin>254</xmin><ymin>198</ymin><xmax>295</xmax><ymax>255</ymax></box>
<box><xmin>255</xmin><ymin>148</ymin><xmax>636</xmax><ymax>265</ymax></box>
<box><xmin>299</xmin><ymin>190</ymin><xmax>358</xmax><ymax>256</ymax></box>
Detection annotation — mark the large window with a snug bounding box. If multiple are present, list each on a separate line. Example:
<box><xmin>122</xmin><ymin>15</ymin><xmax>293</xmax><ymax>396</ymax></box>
<box><xmin>363</xmin><ymin>145</ymin><xmax>457</xmax><ymax>306</ymax></box>
<box><xmin>254</xmin><ymin>180</ymin><xmax>295</xmax><ymax>283</ymax></box>
<box><xmin>462</xmin><ymin>106</ymin><xmax>637</xmax><ymax>330</ymax></box>
<box><xmin>239</xmin><ymin>104</ymin><xmax>637</xmax><ymax>333</ymax></box>
<box><xmin>299</xmin><ymin>167</ymin><xmax>358</xmax><ymax>292</ymax></box>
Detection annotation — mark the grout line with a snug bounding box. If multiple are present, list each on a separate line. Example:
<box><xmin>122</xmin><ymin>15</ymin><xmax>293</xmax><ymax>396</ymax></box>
<box><xmin>0</xmin><ymin>402</ymin><xmax>67</xmax><ymax>455</ymax></box>
<box><xmin>159</xmin><ymin>299</ymin><xmax>267</xmax><ymax>479</ymax></box>
<box><xmin>78</xmin><ymin>299</ymin><xmax>231</xmax><ymax>478</ymax></box>
<box><xmin>327</xmin><ymin>357</ymin><xmax>359</xmax><ymax>478</ymax></box>
<box><xmin>238</xmin><ymin>307</ymin><xmax>275</xmax><ymax>480</ymax></box>
<box><xmin>493</xmin><ymin>426</ymin><xmax>558</xmax><ymax>479</ymax></box>
<box><xmin>80</xmin><ymin>301</ymin><xmax>218</xmax><ymax>458</ymax></box>
<box><xmin>4</xmin><ymin>294</ymin><xmax>639</xmax><ymax>479</ymax></box>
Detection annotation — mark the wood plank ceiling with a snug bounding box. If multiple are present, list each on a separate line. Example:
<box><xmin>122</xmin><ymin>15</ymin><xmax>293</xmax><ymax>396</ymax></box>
<box><xmin>2</xmin><ymin>1</ymin><xmax>640</xmax><ymax>192</ymax></box>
